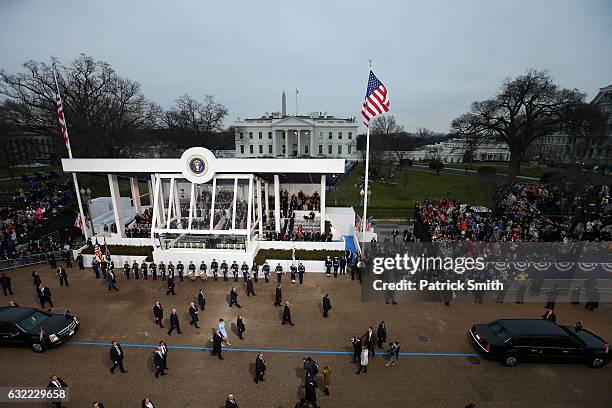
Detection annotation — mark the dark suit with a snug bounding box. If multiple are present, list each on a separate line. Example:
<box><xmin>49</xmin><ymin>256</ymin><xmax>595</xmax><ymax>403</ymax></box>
<box><xmin>212</xmin><ymin>333</ymin><xmax>223</xmax><ymax>359</ymax></box>
<box><xmin>237</xmin><ymin>317</ymin><xmax>245</xmax><ymax>339</ymax></box>
<box><xmin>198</xmin><ymin>291</ymin><xmax>206</xmax><ymax>310</ymax></box>
<box><xmin>274</xmin><ymin>286</ymin><xmax>282</xmax><ymax>307</ymax></box>
<box><xmin>362</xmin><ymin>331</ymin><xmax>376</xmax><ymax>356</ymax></box>
<box><xmin>246</xmin><ymin>280</ymin><xmax>255</xmax><ymax>296</ymax></box>
<box><xmin>47</xmin><ymin>377</ymin><xmax>68</xmax><ymax>408</ymax></box>
<box><xmin>39</xmin><ymin>286</ymin><xmax>53</xmax><ymax>308</ymax></box>
<box><xmin>229</xmin><ymin>288</ymin><xmax>241</xmax><ymax>308</ymax></box>
<box><xmin>154</xmin><ymin>350</ymin><xmax>166</xmax><ymax>377</ymax></box>
<box><xmin>322</xmin><ymin>296</ymin><xmax>332</xmax><ymax>318</ymax></box>
<box><xmin>153</xmin><ymin>305</ymin><xmax>164</xmax><ymax>327</ymax></box>
<box><xmin>0</xmin><ymin>274</ymin><xmax>13</xmax><ymax>296</ymax></box>
<box><xmin>166</xmin><ymin>277</ymin><xmax>175</xmax><ymax>295</ymax></box>
<box><xmin>189</xmin><ymin>305</ymin><xmax>199</xmax><ymax>328</ymax></box>
<box><xmin>377</xmin><ymin>323</ymin><xmax>387</xmax><ymax>348</ymax></box>
<box><xmin>305</xmin><ymin>378</ymin><xmax>318</xmax><ymax>407</ymax></box>
<box><xmin>109</xmin><ymin>344</ymin><xmax>126</xmax><ymax>373</ymax></box>
<box><xmin>168</xmin><ymin>312</ymin><xmax>181</xmax><ymax>335</ymax></box>
<box><xmin>225</xmin><ymin>398</ymin><xmax>238</xmax><ymax>408</ymax></box>
<box><xmin>255</xmin><ymin>355</ymin><xmax>266</xmax><ymax>383</ymax></box>
<box><xmin>282</xmin><ymin>304</ymin><xmax>294</xmax><ymax>325</ymax></box>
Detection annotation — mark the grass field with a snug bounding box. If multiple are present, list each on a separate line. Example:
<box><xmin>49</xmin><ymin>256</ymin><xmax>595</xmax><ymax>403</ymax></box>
<box><xmin>326</xmin><ymin>164</ymin><xmax>495</xmax><ymax>219</ymax></box>
<box><xmin>416</xmin><ymin>161</ymin><xmax>549</xmax><ymax>178</ymax></box>
<box><xmin>0</xmin><ymin>165</ymin><xmax>63</xmax><ymax>179</ymax></box>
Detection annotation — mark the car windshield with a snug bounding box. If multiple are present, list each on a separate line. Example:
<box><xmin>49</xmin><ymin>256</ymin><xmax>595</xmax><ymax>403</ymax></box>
<box><xmin>489</xmin><ymin>322</ymin><xmax>511</xmax><ymax>341</ymax></box>
<box><xmin>17</xmin><ymin>311</ymin><xmax>50</xmax><ymax>332</ymax></box>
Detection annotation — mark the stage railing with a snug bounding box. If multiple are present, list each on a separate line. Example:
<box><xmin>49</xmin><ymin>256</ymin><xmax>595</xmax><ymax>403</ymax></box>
<box><xmin>0</xmin><ymin>250</ymin><xmax>64</xmax><ymax>271</ymax></box>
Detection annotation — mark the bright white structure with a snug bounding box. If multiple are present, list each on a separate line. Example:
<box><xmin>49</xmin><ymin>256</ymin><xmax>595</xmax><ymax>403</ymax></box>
<box><xmin>63</xmin><ymin>148</ymin><xmax>361</xmax><ymax>269</ymax></box>
<box><xmin>234</xmin><ymin>92</ymin><xmax>359</xmax><ymax>160</ymax></box>
<box><xmin>405</xmin><ymin>138</ymin><xmax>510</xmax><ymax>163</ymax></box>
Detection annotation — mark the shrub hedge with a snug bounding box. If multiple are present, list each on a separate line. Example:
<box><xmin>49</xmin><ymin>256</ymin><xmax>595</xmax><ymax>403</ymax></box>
<box><xmin>254</xmin><ymin>249</ymin><xmax>345</xmax><ymax>265</ymax></box>
<box><xmin>477</xmin><ymin>166</ymin><xmax>497</xmax><ymax>176</ymax></box>
<box><xmin>81</xmin><ymin>245</ymin><xmax>154</xmax><ymax>262</ymax></box>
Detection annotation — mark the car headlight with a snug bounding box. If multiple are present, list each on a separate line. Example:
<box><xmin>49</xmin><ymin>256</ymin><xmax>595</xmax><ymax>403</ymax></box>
<box><xmin>48</xmin><ymin>334</ymin><xmax>59</xmax><ymax>342</ymax></box>
<box><xmin>74</xmin><ymin>317</ymin><xmax>79</xmax><ymax>325</ymax></box>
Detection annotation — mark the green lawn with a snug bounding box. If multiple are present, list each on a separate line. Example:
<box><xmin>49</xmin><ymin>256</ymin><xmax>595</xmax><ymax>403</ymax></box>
<box><xmin>327</xmin><ymin>164</ymin><xmax>495</xmax><ymax>219</ymax></box>
<box><xmin>0</xmin><ymin>165</ymin><xmax>63</xmax><ymax>179</ymax></box>
<box><xmin>416</xmin><ymin>161</ymin><xmax>549</xmax><ymax>179</ymax></box>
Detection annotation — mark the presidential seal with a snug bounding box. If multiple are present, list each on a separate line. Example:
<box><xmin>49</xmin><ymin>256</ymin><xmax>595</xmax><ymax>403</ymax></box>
<box><xmin>180</xmin><ymin>147</ymin><xmax>216</xmax><ymax>184</ymax></box>
<box><xmin>188</xmin><ymin>156</ymin><xmax>207</xmax><ymax>175</ymax></box>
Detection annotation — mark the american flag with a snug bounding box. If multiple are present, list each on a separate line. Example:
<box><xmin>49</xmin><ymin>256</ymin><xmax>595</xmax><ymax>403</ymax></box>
<box><xmin>55</xmin><ymin>90</ymin><xmax>71</xmax><ymax>150</ymax></box>
<box><xmin>94</xmin><ymin>240</ymin><xmax>103</xmax><ymax>262</ymax></box>
<box><xmin>361</xmin><ymin>70</ymin><xmax>390</xmax><ymax>127</ymax></box>
<box><xmin>355</xmin><ymin>215</ymin><xmax>362</xmax><ymax>231</ymax></box>
<box><xmin>104</xmin><ymin>237</ymin><xmax>111</xmax><ymax>261</ymax></box>
<box><xmin>366</xmin><ymin>216</ymin><xmax>374</xmax><ymax>231</ymax></box>
<box><xmin>74</xmin><ymin>213</ymin><xmax>83</xmax><ymax>228</ymax></box>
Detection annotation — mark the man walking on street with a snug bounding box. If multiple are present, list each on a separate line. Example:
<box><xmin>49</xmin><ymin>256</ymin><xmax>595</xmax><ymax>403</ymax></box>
<box><xmin>0</xmin><ymin>273</ymin><xmax>13</xmax><ymax>296</ymax></box>
<box><xmin>254</xmin><ymin>352</ymin><xmax>266</xmax><ymax>383</ymax></box>
<box><xmin>167</xmin><ymin>309</ymin><xmax>181</xmax><ymax>335</ymax></box>
<box><xmin>322</xmin><ymin>294</ymin><xmax>332</xmax><ymax>318</ymax></box>
<box><xmin>153</xmin><ymin>301</ymin><xmax>164</xmax><ymax>327</ymax></box>
<box><xmin>109</xmin><ymin>340</ymin><xmax>127</xmax><ymax>373</ymax></box>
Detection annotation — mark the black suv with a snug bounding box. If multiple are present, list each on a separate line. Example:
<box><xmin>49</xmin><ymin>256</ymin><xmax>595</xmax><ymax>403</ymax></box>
<box><xmin>0</xmin><ymin>307</ymin><xmax>79</xmax><ymax>352</ymax></box>
<box><xmin>469</xmin><ymin>319</ymin><xmax>610</xmax><ymax>368</ymax></box>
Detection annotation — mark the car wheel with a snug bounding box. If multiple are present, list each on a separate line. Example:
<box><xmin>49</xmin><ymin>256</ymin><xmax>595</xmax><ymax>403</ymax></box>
<box><xmin>501</xmin><ymin>352</ymin><xmax>518</xmax><ymax>367</ymax></box>
<box><xmin>589</xmin><ymin>354</ymin><xmax>607</xmax><ymax>369</ymax></box>
<box><xmin>31</xmin><ymin>342</ymin><xmax>45</xmax><ymax>353</ymax></box>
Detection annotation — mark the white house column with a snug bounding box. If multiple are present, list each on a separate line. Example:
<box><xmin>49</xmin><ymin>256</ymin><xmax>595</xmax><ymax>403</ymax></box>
<box><xmin>310</xmin><ymin>128</ymin><xmax>315</xmax><ymax>158</ymax></box>
<box><xmin>272</xmin><ymin>129</ymin><xmax>277</xmax><ymax>157</ymax></box>
<box><xmin>246</xmin><ymin>177</ymin><xmax>253</xmax><ymax>244</ymax></box>
<box><xmin>166</xmin><ymin>177</ymin><xmax>175</xmax><ymax>229</ymax></box>
<box><xmin>108</xmin><ymin>174</ymin><xmax>126</xmax><ymax>237</ymax></box>
<box><xmin>297</xmin><ymin>130</ymin><xmax>301</xmax><ymax>157</ymax></box>
<box><xmin>257</xmin><ymin>179</ymin><xmax>263</xmax><ymax>237</ymax></box>
<box><xmin>147</xmin><ymin>180</ymin><xmax>153</xmax><ymax>207</ymax></box>
<box><xmin>284</xmin><ymin>129</ymin><xmax>289</xmax><ymax>158</ymax></box>
<box><xmin>274</xmin><ymin>175</ymin><xmax>281</xmax><ymax>234</ymax></box>
<box><xmin>320</xmin><ymin>175</ymin><xmax>326</xmax><ymax>234</ymax></box>
<box><xmin>129</xmin><ymin>178</ymin><xmax>142</xmax><ymax>215</ymax></box>
<box><xmin>173</xmin><ymin>182</ymin><xmax>181</xmax><ymax>225</ymax></box>
<box><xmin>150</xmin><ymin>176</ymin><xmax>160</xmax><ymax>240</ymax></box>
<box><xmin>187</xmin><ymin>182</ymin><xmax>195</xmax><ymax>230</ymax></box>
<box><xmin>264</xmin><ymin>182</ymin><xmax>269</xmax><ymax>218</ymax></box>
<box><xmin>152</xmin><ymin>175</ymin><xmax>165</xmax><ymax>226</ymax></box>
<box><xmin>209</xmin><ymin>177</ymin><xmax>217</xmax><ymax>230</ymax></box>
<box><xmin>231</xmin><ymin>177</ymin><xmax>238</xmax><ymax>230</ymax></box>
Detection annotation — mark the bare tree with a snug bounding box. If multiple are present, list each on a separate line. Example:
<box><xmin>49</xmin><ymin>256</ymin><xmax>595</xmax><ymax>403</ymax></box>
<box><xmin>415</xmin><ymin>127</ymin><xmax>434</xmax><ymax>139</ymax></box>
<box><xmin>0</xmin><ymin>54</ymin><xmax>160</xmax><ymax>158</ymax></box>
<box><xmin>451</xmin><ymin>70</ymin><xmax>586</xmax><ymax>176</ymax></box>
<box><xmin>371</xmin><ymin>115</ymin><xmax>404</xmax><ymax>137</ymax></box>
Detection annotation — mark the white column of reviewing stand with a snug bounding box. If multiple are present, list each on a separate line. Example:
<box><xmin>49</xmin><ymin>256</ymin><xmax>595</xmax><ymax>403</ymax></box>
<box><xmin>320</xmin><ymin>175</ymin><xmax>326</xmax><ymax>234</ymax></box>
<box><xmin>129</xmin><ymin>178</ymin><xmax>142</xmax><ymax>215</ymax></box>
<box><xmin>274</xmin><ymin>175</ymin><xmax>281</xmax><ymax>234</ymax></box>
<box><xmin>108</xmin><ymin>174</ymin><xmax>126</xmax><ymax>237</ymax></box>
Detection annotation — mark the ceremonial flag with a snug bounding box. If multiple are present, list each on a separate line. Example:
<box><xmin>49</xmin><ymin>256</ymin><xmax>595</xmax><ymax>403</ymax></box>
<box><xmin>366</xmin><ymin>216</ymin><xmax>374</xmax><ymax>231</ymax></box>
<box><xmin>360</xmin><ymin>70</ymin><xmax>390</xmax><ymax>127</ymax></box>
<box><xmin>94</xmin><ymin>240</ymin><xmax>103</xmax><ymax>262</ymax></box>
<box><xmin>74</xmin><ymin>213</ymin><xmax>83</xmax><ymax>228</ymax></box>
<box><xmin>54</xmin><ymin>87</ymin><xmax>71</xmax><ymax>153</ymax></box>
<box><xmin>355</xmin><ymin>215</ymin><xmax>362</xmax><ymax>232</ymax></box>
<box><xmin>104</xmin><ymin>237</ymin><xmax>111</xmax><ymax>261</ymax></box>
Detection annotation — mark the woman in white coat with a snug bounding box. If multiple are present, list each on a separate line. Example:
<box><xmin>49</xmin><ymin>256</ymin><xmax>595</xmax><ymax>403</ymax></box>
<box><xmin>357</xmin><ymin>346</ymin><xmax>369</xmax><ymax>374</ymax></box>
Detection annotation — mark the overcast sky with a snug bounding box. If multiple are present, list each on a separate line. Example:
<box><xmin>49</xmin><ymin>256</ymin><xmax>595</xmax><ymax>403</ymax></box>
<box><xmin>1</xmin><ymin>0</ymin><xmax>611</xmax><ymax>132</ymax></box>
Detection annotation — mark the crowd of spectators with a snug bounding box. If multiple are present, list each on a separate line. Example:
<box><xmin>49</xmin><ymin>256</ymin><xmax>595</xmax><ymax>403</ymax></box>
<box><xmin>415</xmin><ymin>182</ymin><xmax>611</xmax><ymax>243</ymax></box>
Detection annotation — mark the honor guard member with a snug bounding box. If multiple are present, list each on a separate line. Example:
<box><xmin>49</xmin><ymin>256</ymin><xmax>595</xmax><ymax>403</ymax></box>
<box><xmin>141</xmin><ymin>261</ymin><xmax>148</xmax><ymax>280</ymax></box>
<box><xmin>211</xmin><ymin>259</ymin><xmax>219</xmax><ymax>281</ymax></box>
<box><xmin>325</xmin><ymin>256</ymin><xmax>332</xmax><ymax>277</ymax></box>
<box><xmin>132</xmin><ymin>260</ymin><xmax>140</xmax><ymax>280</ymax></box>
<box><xmin>153</xmin><ymin>301</ymin><xmax>164</xmax><ymax>327</ymax></box>
<box><xmin>251</xmin><ymin>263</ymin><xmax>259</xmax><ymax>283</ymax></box>
<box><xmin>229</xmin><ymin>286</ymin><xmax>242</xmax><ymax>308</ymax></box>
<box><xmin>241</xmin><ymin>262</ymin><xmax>249</xmax><ymax>282</ymax></box>
<box><xmin>246</xmin><ymin>277</ymin><xmax>256</xmax><ymax>296</ymax></box>
<box><xmin>231</xmin><ymin>261</ymin><xmax>239</xmax><ymax>282</ymax></box>
<box><xmin>274</xmin><ymin>284</ymin><xmax>282</xmax><ymax>307</ymax></box>
<box><xmin>197</xmin><ymin>289</ymin><xmax>206</xmax><ymax>310</ymax></box>
<box><xmin>123</xmin><ymin>261</ymin><xmax>131</xmax><ymax>279</ymax></box>
<box><xmin>109</xmin><ymin>260</ymin><xmax>115</xmax><ymax>273</ymax></box>
<box><xmin>199</xmin><ymin>261</ymin><xmax>207</xmax><ymax>278</ymax></box>
<box><xmin>150</xmin><ymin>262</ymin><xmax>157</xmax><ymax>280</ymax></box>
<box><xmin>100</xmin><ymin>259</ymin><xmax>108</xmax><ymax>279</ymax></box>
<box><xmin>167</xmin><ymin>261</ymin><xmax>175</xmax><ymax>279</ymax></box>
<box><xmin>177</xmin><ymin>261</ymin><xmax>185</xmax><ymax>281</ymax></box>
<box><xmin>298</xmin><ymin>263</ymin><xmax>305</xmax><ymax>284</ymax></box>
<box><xmin>188</xmin><ymin>302</ymin><xmax>200</xmax><ymax>328</ymax></box>
<box><xmin>340</xmin><ymin>256</ymin><xmax>347</xmax><ymax>275</ymax></box>
<box><xmin>107</xmin><ymin>269</ymin><xmax>118</xmax><ymax>291</ymax></box>
<box><xmin>221</xmin><ymin>260</ymin><xmax>229</xmax><ymax>281</ymax></box>
<box><xmin>275</xmin><ymin>263</ymin><xmax>283</xmax><ymax>283</ymax></box>
<box><xmin>290</xmin><ymin>264</ymin><xmax>297</xmax><ymax>283</ymax></box>
<box><xmin>92</xmin><ymin>259</ymin><xmax>100</xmax><ymax>279</ymax></box>
<box><xmin>159</xmin><ymin>261</ymin><xmax>166</xmax><ymax>280</ymax></box>
<box><xmin>262</xmin><ymin>262</ymin><xmax>270</xmax><ymax>283</ymax></box>
<box><xmin>332</xmin><ymin>257</ymin><xmax>340</xmax><ymax>278</ymax></box>
<box><xmin>188</xmin><ymin>261</ymin><xmax>196</xmax><ymax>278</ymax></box>
<box><xmin>166</xmin><ymin>275</ymin><xmax>176</xmax><ymax>296</ymax></box>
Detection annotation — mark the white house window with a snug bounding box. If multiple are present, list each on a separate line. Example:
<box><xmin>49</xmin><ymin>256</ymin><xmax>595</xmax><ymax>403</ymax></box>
<box><xmin>249</xmin><ymin>145</ymin><xmax>254</xmax><ymax>154</ymax></box>
<box><xmin>318</xmin><ymin>144</ymin><xmax>323</xmax><ymax>154</ymax></box>
<box><xmin>240</xmin><ymin>145</ymin><xmax>245</xmax><ymax>154</ymax></box>
<box><xmin>259</xmin><ymin>145</ymin><xmax>263</xmax><ymax>154</ymax></box>
<box><xmin>328</xmin><ymin>145</ymin><xmax>332</xmax><ymax>154</ymax></box>
<box><xmin>258</xmin><ymin>132</ymin><xmax>262</xmax><ymax>139</ymax></box>
<box><xmin>348</xmin><ymin>145</ymin><xmax>352</xmax><ymax>154</ymax></box>
<box><xmin>239</xmin><ymin>132</ymin><xmax>244</xmax><ymax>139</ymax></box>
<box><xmin>268</xmin><ymin>145</ymin><xmax>272</xmax><ymax>154</ymax></box>
<box><xmin>338</xmin><ymin>132</ymin><xmax>342</xmax><ymax>139</ymax></box>
<box><xmin>337</xmin><ymin>145</ymin><xmax>342</xmax><ymax>154</ymax></box>
<box><xmin>268</xmin><ymin>131</ymin><xmax>272</xmax><ymax>139</ymax></box>
<box><xmin>249</xmin><ymin>132</ymin><xmax>253</xmax><ymax>139</ymax></box>
<box><xmin>328</xmin><ymin>132</ymin><xmax>332</xmax><ymax>140</ymax></box>
<box><xmin>305</xmin><ymin>145</ymin><xmax>309</xmax><ymax>154</ymax></box>
<box><xmin>348</xmin><ymin>132</ymin><xmax>352</xmax><ymax>139</ymax></box>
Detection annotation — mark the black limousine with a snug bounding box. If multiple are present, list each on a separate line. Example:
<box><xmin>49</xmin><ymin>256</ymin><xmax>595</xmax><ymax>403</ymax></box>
<box><xmin>470</xmin><ymin>319</ymin><xmax>609</xmax><ymax>368</ymax></box>
<box><xmin>0</xmin><ymin>307</ymin><xmax>79</xmax><ymax>352</ymax></box>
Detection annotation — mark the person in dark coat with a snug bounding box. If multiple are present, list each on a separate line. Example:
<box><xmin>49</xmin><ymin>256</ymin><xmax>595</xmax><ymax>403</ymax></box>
<box><xmin>141</xmin><ymin>261</ymin><xmax>148</xmax><ymax>280</ymax></box>
<box><xmin>188</xmin><ymin>302</ymin><xmax>200</xmax><ymax>329</ymax></box>
<box><xmin>246</xmin><ymin>278</ymin><xmax>256</xmax><ymax>296</ymax></box>
<box><xmin>212</xmin><ymin>330</ymin><xmax>223</xmax><ymax>359</ymax></box>
<box><xmin>570</xmin><ymin>283</ymin><xmax>581</xmax><ymax>305</ymax></box>
<box><xmin>47</xmin><ymin>374</ymin><xmax>68</xmax><ymax>408</ymax></box>
<box><xmin>197</xmin><ymin>289</ymin><xmax>206</xmax><ymax>311</ymax></box>
<box><xmin>262</xmin><ymin>262</ymin><xmax>270</xmax><ymax>283</ymax></box>
<box><xmin>322</xmin><ymin>294</ymin><xmax>332</xmax><ymax>318</ymax></box>
<box><xmin>76</xmin><ymin>253</ymin><xmax>84</xmax><ymax>269</ymax></box>
<box><xmin>297</xmin><ymin>262</ymin><xmax>305</xmax><ymax>284</ymax></box>
<box><xmin>159</xmin><ymin>340</ymin><xmax>168</xmax><ymax>369</ymax></box>
<box><xmin>377</xmin><ymin>321</ymin><xmax>387</xmax><ymax>348</ymax></box>
<box><xmin>38</xmin><ymin>284</ymin><xmax>53</xmax><ymax>308</ymax></box>
<box><xmin>64</xmin><ymin>250</ymin><xmax>73</xmax><ymax>268</ymax></box>
<box><xmin>254</xmin><ymin>352</ymin><xmax>266</xmax><ymax>383</ymax></box>
<box><xmin>339</xmin><ymin>256</ymin><xmax>346</xmax><ymax>275</ymax></box>
<box><xmin>109</xmin><ymin>341</ymin><xmax>127</xmax><ymax>373</ymax></box>
<box><xmin>132</xmin><ymin>261</ymin><xmax>140</xmax><ymax>280</ymax></box>
<box><xmin>225</xmin><ymin>394</ymin><xmax>238</xmax><ymax>408</ymax></box>
<box><xmin>123</xmin><ymin>261</ymin><xmax>131</xmax><ymax>279</ymax></box>
<box><xmin>166</xmin><ymin>276</ymin><xmax>176</xmax><ymax>296</ymax></box>
<box><xmin>282</xmin><ymin>301</ymin><xmax>294</xmax><ymax>326</ymax></box>
<box><xmin>305</xmin><ymin>377</ymin><xmax>318</xmax><ymax>408</ymax></box>
<box><xmin>150</xmin><ymin>262</ymin><xmax>157</xmax><ymax>280</ymax></box>
<box><xmin>167</xmin><ymin>309</ymin><xmax>181</xmax><ymax>335</ymax></box>
<box><xmin>92</xmin><ymin>259</ymin><xmax>100</xmax><ymax>279</ymax></box>
<box><xmin>153</xmin><ymin>347</ymin><xmax>166</xmax><ymax>378</ymax></box>
<box><xmin>362</xmin><ymin>326</ymin><xmax>376</xmax><ymax>357</ymax></box>
<box><xmin>32</xmin><ymin>271</ymin><xmax>42</xmax><ymax>287</ymax></box>
<box><xmin>351</xmin><ymin>336</ymin><xmax>362</xmax><ymax>363</ymax></box>
<box><xmin>237</xmin><ymin>315</ymin><xmax>246</xmax><ymax>339</ymax></box>
<box><xmin>545</xmin><ymin>284</ymin><xmax>560</xmax><ymax>310</ymax></box>
<box><xmin>275</xmin><ymin>263</ymin><xmax>283</xmax><ymax>283</ymax></box>
<box><xmin>91</xmin><ymin>401</ymin><xmax>105</xmax><ymax>408</ymax></box>
<box><xmin>57</xmin><ymin>266</ymin><xmax>69</xmax><ymax>287</ymax></box>
<box><xmin>0</xmin><ymin>273</ymin><xmax>13</xmax><ymax>296</ymax></box>
<box><xmin>229</xmin><ymin>286</ymin><xmax>241</xmax><ymax>308</ymax></box>
<box><xmin>153</xmin><ymin>301</ymin><xmax>164</xmax><ymax>327</ymax></box>
<box><xmin>106</xmin><ymin>270</ymin><xmax>118</xmax><ymax>291</ymax></box>
<box><xmin>274</xmin><ymin>284</ymin><xmax>282</xmax><ymax>307</ymax></box>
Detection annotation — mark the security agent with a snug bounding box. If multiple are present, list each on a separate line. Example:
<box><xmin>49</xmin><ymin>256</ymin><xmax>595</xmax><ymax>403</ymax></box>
<box><xmin>262</xmin><ymin>262</ymin><xmax>270</xmax><ymax>283</ymax></box>
<box><xmin>150</xmin><ymin>262</ymin><xmax>157</xmax><ymax>280</ymax></box>
<box><xmin>297</xmin><ymin>263</ymin><xmax>305</xmax><ymax>284</ymax></box>
<box><xmin>246</xmin><ymin>277</ymin><xmax>256</xmax><ymax>296</ymax></box>
<box><xmin>229</xmin><ymin>286</ymin><xmax>242</xmax><ymax>308</ymax></box>
<box><xmin>275</xmin><ymin>263</ymin><xmax>283</xmax><ymax>283</ymax></box>
<box><xmin>109</xmin><ymin>340</ymin><xmax>127</xmax><ymax>373</ymax></box>
<box><xmin>141</xmin><ymin>261</ymin><xmax>148</xmax><ymax>280</ymax></box>
<box><xmin>177</xmin><ymin>261</ymin><xmax>185</xmax><ymax>281</ymax></box>
<box><xmin>211</xmin><ymin>259</ymin><xmax>219</xmax><ymax>281</ymax></box>
<box><xmin>158</xmin><ymin>261</ymin><xmax>166</xmax><ymax>280</ymax></box>
<box><xmin>123</xmin><ymin>261</ymin><xmax>131</xmax><ymax>279</ymax></box>
<box><xmin>47</xmin><ymin>374</ymin><xmax>68</xmax><ymax>408</ymax></box>
<box><xmin>154</xmin><ymin>346</ymin><xmax>166</xmax><ymax>378</ymax></box>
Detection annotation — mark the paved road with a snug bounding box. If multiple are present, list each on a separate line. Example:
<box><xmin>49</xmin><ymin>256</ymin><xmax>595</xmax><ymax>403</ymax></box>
<box><xmin>0</xmin><ymin>264</ymin><xmax>610</xmax><ymax>407</ymax></box>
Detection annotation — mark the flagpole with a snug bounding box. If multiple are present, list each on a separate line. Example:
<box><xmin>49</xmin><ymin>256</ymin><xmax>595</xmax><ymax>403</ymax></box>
<box><xmin>53</xmin><ymin>66</ymin><xmax>89</xmax><ymax>241</ymax></box>
<box><xmin>361</xmin><ymin>124</ymin><xmax>371</xmax><ymax>249</ymax></box>
<box><xmin>295</xmin><ymin>89</ymin><xmax>298</xmax><ymax>116</ymax></box>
